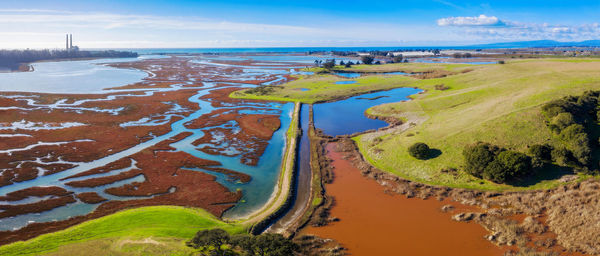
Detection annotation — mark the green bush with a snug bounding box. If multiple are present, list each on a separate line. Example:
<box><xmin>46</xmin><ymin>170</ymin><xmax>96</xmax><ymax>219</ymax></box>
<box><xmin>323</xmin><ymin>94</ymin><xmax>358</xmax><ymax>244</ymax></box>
<box><xmin>463</xmin><ymin>143</ymin><xmax>498</xmax><ymax>178</ymax></box>
<box><xmin>559</xmin><ymin>124</ymin><xmax>586</xmax><ymax>140</ymax></box>
<box><xmin>408</xmin><ymin>142</ymin><xmax>430</xmax><ymax>160</ymax></box>
<box><xmin>496</xmin><ymin>151</ymin><xmax>532</xmax><ymax>178</ymax></box>
<box><xmin>550</xmin><ymin>112</ymin><xmax>576</xmax><ymax>131</ymax></box>
<box><xmin>482</xmin><ymin>160</ymin><xmax>509</xmax><ymax>183</ymax></box>
<box><xmin>529</xmin><ymin>144</ymin><xmax>552</xmax><ymax>161</ymax></box>
<box><xmin>464</xmin><ymin>143</ymin><xmax>533</xmax><ymax>183</ymax></box>
<box><xmin>187</xmin><ymin>229</ymin><xmax>299</xmax><ymax>256</ymax></box>
<box><xmin>559</xmin><ymin>124</ymin><xmax>591</xmax><ymax>165</ymax></box>
<box><xmin>551</xmin><ymin>147</ymin><xmax>572</xmax><ymax>166</ymax></box>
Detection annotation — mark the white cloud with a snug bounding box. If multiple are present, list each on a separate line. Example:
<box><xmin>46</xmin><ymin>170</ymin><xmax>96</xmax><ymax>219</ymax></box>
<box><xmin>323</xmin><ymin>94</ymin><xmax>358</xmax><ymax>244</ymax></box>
<box><xmin>438</xmin><ymin>15</ymin><xmax>600</xmax><ymax>41</ymax></box>
<box><xmin>0</xmin><ymin>11</ymin><xmax>317</xmax><ymax>34</ymax></box>
<box><xmin>437</xmin><ymin>15</ymin><xmax>502</xmax><ymax>26</ymax></box>
<box><xmin>0</xmin><ymin>9</ymin><xmax>454</xmax><ymax>48</ymax></box>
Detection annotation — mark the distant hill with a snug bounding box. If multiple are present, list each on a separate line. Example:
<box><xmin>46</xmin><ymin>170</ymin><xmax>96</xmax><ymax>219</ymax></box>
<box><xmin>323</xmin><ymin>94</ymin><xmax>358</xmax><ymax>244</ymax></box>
<box><xmin>469</xmin><ymin>40</ymin><xmax>600</xmax><ymax>49</ymax></box>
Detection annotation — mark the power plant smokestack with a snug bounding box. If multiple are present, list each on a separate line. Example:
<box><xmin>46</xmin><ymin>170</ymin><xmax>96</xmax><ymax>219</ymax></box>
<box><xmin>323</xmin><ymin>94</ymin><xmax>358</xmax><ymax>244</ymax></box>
<box><xmin>69</xmin><ymin>34</ymin><xmax>73</xmax><ymax>49</ymax></box>
<box><xmin>66</xmin><ymin>34</ymin><xmax>69</xmax><ymax>51</ymax></box>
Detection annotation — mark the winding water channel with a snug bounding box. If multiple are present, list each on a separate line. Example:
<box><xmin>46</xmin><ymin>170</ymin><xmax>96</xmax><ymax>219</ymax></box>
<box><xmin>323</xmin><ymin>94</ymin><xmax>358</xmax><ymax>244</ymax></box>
<box><xmin>0</xmin><ymin>53</ymin><xmax>421</xmax><ymax>234</ymax></box>
<box><xmin>0</xmin><ymin>55</ymin><xmax>299</xmax><ymax>230</ymax></box>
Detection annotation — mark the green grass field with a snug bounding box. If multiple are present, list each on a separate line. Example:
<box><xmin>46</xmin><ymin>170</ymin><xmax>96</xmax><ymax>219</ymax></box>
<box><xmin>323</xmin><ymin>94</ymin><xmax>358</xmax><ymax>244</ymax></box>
<box><xmin>231</xmin><ymin>63</ymin><xmax>473</xmax><ymax>103</ymax></box>
<box><xmin>0</xmin><ymin>206</ymin><xmax>246</xmax><ymax>256</ymax></box>
<box><xmin>356</xmin><ymin>58</ymin><xmax>600</xmax><ymax>190</ymax></box>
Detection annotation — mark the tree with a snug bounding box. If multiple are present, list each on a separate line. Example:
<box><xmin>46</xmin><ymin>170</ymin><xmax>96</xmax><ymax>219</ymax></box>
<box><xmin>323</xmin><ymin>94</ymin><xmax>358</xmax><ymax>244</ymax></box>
<box><xmin>496</xmin><ymin>150</ymin><xmax>532</xmax><ymax>178</ymax></box>
<box><xmin>230</xmin><ymin>233</ymin><xmax>299</xmax><ymax>256</ymax></box>
<box><xmin>408</xmin><ymin>142</ymin><xmax>430</xmax><ymax>160</ymax></box>
<box><xmin>463</xmin><ymin>143</ymin><xmax>497</xmax><ymax>178</ymax></box>
<box><xmin>187</xmin><ymin>229</ymin><xmax>230</xmax><ymax>256</ymax></box>
<box><xmin>322</xmin><ymin>59</ymin><xmax>335</xmax><ymax>70</ymax></box>
<box><xmin>393</xmin><ymin>54</ymin><xmax>403</xmax><ymax>63</ymax></box>
<box><xmin>481</xmin><ymin>150</ymin><xmax>531</xmax><ymax>183</ymax></box>
<box><xmin>483</xmin><ymin>160</ymin><xmax>509</xmax><ymax>183</ymax></box>
<box><xmin>339</xmin><ymin>60</ymin><xmax>345</xmax><ymax>66</ymax></box>
<box><xmin>529</xmin><ymin>144</ymin><xmax>552</xmax><ymax>161</ymax></box>
<box><xmin>254</xmin><ymin>233</ymin><xmax>298</xmax><ymax>256</ymax></box>
<box><xmin>551</xmin><ymin>147</ymin><xmax>572</xmax><ymax>166</ymax></box>
<box><xmin>360</xmin><ymin>55</ymin><xmax>374</xmax><ymax>65</ymax></box>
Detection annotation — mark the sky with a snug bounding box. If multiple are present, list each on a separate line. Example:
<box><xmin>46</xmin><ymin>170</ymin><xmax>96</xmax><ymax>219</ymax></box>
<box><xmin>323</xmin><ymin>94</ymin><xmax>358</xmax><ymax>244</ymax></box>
<box><xmin>0</xmin><ymin>0</ymin><xmax>599</xmax><ymax>49</ymax></box>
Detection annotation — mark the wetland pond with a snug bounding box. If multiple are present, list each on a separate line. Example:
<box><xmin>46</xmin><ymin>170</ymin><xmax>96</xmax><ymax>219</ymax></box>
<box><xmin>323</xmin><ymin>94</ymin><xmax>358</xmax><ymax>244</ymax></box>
<box><xmin>313</xmin><ymin>87</ymin><xmax>422</xmax><ymax>136</ymax></box>
<box><xmin>0</xmin><ymin>56</ymin><xmax>170</xmax><ymax>94</ymax></box>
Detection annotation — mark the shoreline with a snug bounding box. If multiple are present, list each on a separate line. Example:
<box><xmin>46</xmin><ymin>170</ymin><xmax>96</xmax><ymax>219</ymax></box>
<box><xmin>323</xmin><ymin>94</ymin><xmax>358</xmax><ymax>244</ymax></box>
<box><xmin>226</xmin><ymin>102</ymin><xmax>300</xmax><ymax>232</ymax></box>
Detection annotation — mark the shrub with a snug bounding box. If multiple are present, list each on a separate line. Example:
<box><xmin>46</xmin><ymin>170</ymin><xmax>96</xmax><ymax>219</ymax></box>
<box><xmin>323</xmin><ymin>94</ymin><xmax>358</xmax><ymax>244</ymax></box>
<box><xmin>550</xmin><ymin>112</ymin><xmax>575</xmax><ymax>132</ymax></box>
<box><xmin>463</xmin><ymin>143</ymin><xmax>498</xmax><ymax>177</ymax></box>
<box><xmin>434</xmin><ymin>84</ymin><xmax>449</xmax><ymax>90</ymax></box>
<box><xmin>483</xmin><ymin>160</ymin><xmax>509</xmax><ymax>183</ymax></box>
<box><xmin>571</xmin><ymin>143</ymin><xmax>591</xmax><ymax>165</ymax></box>
<box><xmin>551</xmin><ymin>147</ymin><xmax>572</xmax><ymax>166</ymax></box>
<box><xmin>542</xmin><ymin>99</ymin><xmax>573</xmax><ymax>118</ymax></box>
<box><xmin>497</xmin><ymin>60</ymin><xmax>505</xmax><ymax>64</ymax></box>
<box><xmin>496</xmin><ymin>150</ymin><xmax>532</xmax><ymax>178</ymax></box>
<box><xmin>559</xmin><ymin>124</ymin><xmax>586</xmax><ymax>140</ymax></box>
<box><xmin>528</xmin><ymin>144</ymin><xmax>552</xmax><ymax>161</ymax></box>
<box><xmin>408</xmin><ymin>142</ymin><xmax>430</xmax><ymax>160</ymax></box>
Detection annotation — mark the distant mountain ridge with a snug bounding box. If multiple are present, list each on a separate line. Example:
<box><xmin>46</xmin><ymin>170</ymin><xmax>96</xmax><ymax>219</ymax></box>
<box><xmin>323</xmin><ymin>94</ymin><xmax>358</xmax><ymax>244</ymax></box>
<box><xmin>470</xmin><ymin>40</ymin><xmax>600</xmax><ymax>48</ymax></box>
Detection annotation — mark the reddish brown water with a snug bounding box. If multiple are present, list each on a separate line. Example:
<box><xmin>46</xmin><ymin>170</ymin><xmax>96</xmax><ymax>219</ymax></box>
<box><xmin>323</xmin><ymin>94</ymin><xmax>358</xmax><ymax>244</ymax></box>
<box><xmin>301</xmin><ymin>143</ymin><xmax>504</xmax><ymax>256</ymax></box>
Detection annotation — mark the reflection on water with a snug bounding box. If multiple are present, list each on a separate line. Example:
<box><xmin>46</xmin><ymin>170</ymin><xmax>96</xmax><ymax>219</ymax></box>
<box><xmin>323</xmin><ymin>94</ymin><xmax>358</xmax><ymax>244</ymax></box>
<box><xmin>314</xmin><ymin>87</ymin><xmax>422</xmax><ymax>136</ymax></box>
<box><xmin>0</xmin><ymin>57</ymin><xmax>169</xmax><ymax>94</ymax></box>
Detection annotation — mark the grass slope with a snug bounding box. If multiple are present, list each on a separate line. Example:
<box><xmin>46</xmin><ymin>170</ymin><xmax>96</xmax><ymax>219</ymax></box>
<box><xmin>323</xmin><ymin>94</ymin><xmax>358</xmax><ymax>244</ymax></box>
<box><xmin>0</xmin><ymin>206</ymin><xmax>246</xmax><ymax>256</ymax></box>
<box><xmin>357</xmin><ymin>59</ymin><xmax>600</xmax><ymax>190</ymax></box>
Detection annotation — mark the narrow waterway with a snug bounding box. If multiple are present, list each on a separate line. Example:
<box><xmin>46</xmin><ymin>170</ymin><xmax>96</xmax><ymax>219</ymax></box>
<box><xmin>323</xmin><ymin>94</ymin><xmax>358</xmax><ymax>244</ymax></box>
<box><xmin>267</xmin><ymin>104</ymin><xmax>312</xmax><ymax>232</ymax></box>
<box><xmin>301</xmin><ymin>143</ymin><xmax>504</xmax><ymax>256</ymax></box>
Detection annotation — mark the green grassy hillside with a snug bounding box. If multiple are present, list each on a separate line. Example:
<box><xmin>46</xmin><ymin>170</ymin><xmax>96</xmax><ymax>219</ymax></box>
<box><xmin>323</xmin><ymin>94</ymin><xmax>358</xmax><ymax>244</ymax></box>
<box><xmin>357</xmin><ymin>59</ymin><xmax>600</xmax><ymax>190</ymax></box>
<box><xmin>0</xmin><ymin>206</ymin><xmax>246</xmax><ymax>256</ymax></box>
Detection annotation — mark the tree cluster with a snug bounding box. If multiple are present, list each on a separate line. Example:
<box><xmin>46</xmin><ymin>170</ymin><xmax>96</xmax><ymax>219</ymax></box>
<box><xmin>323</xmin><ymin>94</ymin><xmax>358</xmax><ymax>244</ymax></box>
<box><xmin>244</xmin><ymin>86</ymin><xmax>281</xmax><ymax>96</ymax></box>
<box><xmin>321</xmin><ymin>59</ymin><xmax>336</xmax><ymax>70</ymax></box>
<box><xmin>360</xmin><ymin>55</ymin><xmax>375</xmax><ymax>65</ymax></box>
<box><xmin>187</xmin><ymin>229</ymin><xmax>299</xmax><ymax>256</ymax></box>
<box><xmin>463</xmin><ymin>142</ymin><xmax>532</xmax><ymax>183</ymax></box>
<box><xmin>541</xmin><ymin>90</ymin><xmax>600</xmax><ymax>170</ymax></box>
<box><xmin>0</xmin><ymin>49</ymin><xmax>138</xmax><ymax>70</ymax></box>
<box><xmin>452</xmin><ymin>52</ymin><xmax>473</xmax><ymax>58</ymax></box>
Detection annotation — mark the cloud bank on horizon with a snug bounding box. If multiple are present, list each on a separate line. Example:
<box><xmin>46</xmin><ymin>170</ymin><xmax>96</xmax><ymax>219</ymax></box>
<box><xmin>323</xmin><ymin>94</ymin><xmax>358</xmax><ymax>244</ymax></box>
<box><xmin>0</xmin><ymin>0</ymin><xmax>599</xmax><ymax>48</ymax></box>
<box><xmin>438</xmin><ymin>14</ymin><xmax>600</xmax><ymax>42</ymax></box>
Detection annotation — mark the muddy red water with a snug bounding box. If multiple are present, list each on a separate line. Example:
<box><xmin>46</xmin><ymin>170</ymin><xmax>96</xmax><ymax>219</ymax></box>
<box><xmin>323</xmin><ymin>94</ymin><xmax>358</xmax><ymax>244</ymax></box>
<box><xmin>301</xmin><ymin>143</ymin><xmax>504</xmax><ymax>256</ymax></box>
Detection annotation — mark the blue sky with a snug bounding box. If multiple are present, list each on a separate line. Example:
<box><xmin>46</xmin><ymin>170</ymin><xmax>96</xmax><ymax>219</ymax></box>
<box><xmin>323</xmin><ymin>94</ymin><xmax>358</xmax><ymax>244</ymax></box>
<box><xmin>0</xmin><ymin>0</ymin><xmax>599</xmax><ymax>48</ymax></box>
